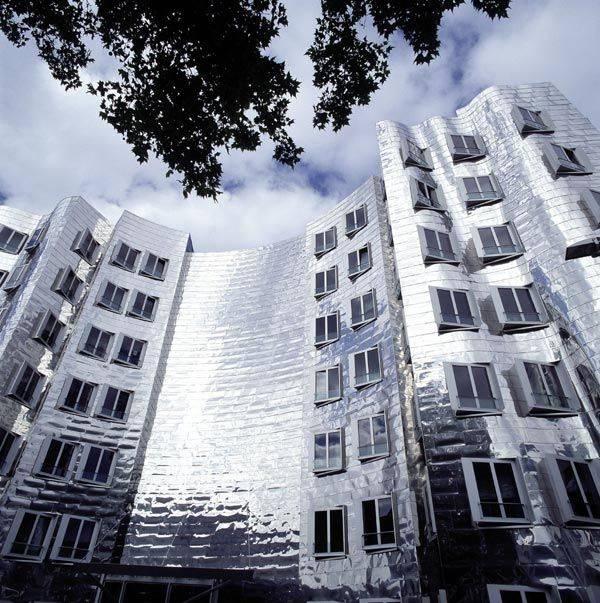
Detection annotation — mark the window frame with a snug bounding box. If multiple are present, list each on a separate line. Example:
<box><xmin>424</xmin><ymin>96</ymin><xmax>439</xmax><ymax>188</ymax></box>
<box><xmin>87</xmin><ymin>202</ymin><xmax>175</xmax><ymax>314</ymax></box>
<box><xmin>24</xmin><ymin>221</ymin><xmax>48</xmax><ymax>252</ymax></box>
<box><xmin>491</xmin><ymin>284</ymin><xmax>548</xmax><ymax>332</ymax></box>
<box><xmin>352</xmin><ymin>345</ymin><xmax>382</xmax><ymax>389</ymax></box>
<box><xmin>511</xmin><ymin>104</ymin><xmax>555</xmax><ymax>136</ymax></box>
<box><xmin>487</xmin><ymin>583</ymin><xmax>553</xmax><ymax>603</ymax></box>
<box><xmin>3</xmin><ymin>254</ymin><xmax>31</xmax><ymax>291</ymax></box>
<box><xmin>313</xmin><ymin>428</ymin><xmax>344</xmax><ymax>475</ymax></box>
<box><xmin>110</xmin><ymin>241</ymin><xmax>141</xmax><ymax>272</ymax></box>
<box><xmin>49</xmin><ymin>514</ymin><xmax>100</xmax><ymax>563</ymax></box>
<box><xmin>1</xmin><ymin>509</ymin><xmax>56</xmax><ymax>561</ymax></box>
<box><xmin>446</xmin><ymin>132</ymin><xmax>486</xmax><ymax>163</ymax></box>
<box><xmin>33</xmin><ymin>436</ymin><xmax>78</xmax><ymax>481</ymax></box>
<box><xmin>314</xmin><ymin>266</ymin><xmax>338</xmax><ymax>298</ymax></box>
<box><xmin>314</xmin><ymin>311</ymin><xmax>340</xmax><ymax>347</ymax></box>
<box><xmin>126</xmin><ymin>290</ymin><xmax>159</xmax><ymax>322</ymax></box>
<box><xmin>96</xmin><ymin>280</ymin><xmax>129</xmax><ymax>314</ymax></box>
<box><xmin>57</xmin><ymin>376</ymin><xmax>98</xmax><ymax>416</ymax></box>
<box><xmin>5</xmin><ymin>361</ymin><xmax>44</xmax><ymax>407</ymax></box>
<box><xmin>139</xmin><ymin>252</ymin><xmax>169</xmax><ymax>281</ymax></box>
<box><xmin>399</xmin><ymin>135</ymin><xmax>433</xmax><ymax>171</ymax></box>
<box><xmin>112</xmin><ymin>334</ymin><xmax>148</xmax><ymax>368</ymax></box>
<box><xmin>417</xmin><ymin>226</ymin><xmax>459</xmax><ymax>265</ymax></box>
<box><xmin>314</xmin><ymin>364</ymin><xmax>342</xmax><ymax>406</ymax></box>
<box><xmin>75</xmin><ymin>444</ymin><xmax>118</xmax><ymax>487</ymax></box>
<box><xmin>52</xmin><ymin>266</ymin><xmax>83</xmax><ymax>304</ymax></box>
<box><xmin>457</xmin><ymin>174</ymin><xmax>504</xmax><ymax>208</ymax></box>
<box><xmin>360</xmin><ymin>494</ymin><xmax>398</xmax><ymax>552</ymax></box>
<box><xmin>0</xmin><ymin>427</ymin><xmax>21</xmax><ymax>476</ymax></box>
<box><xmin>95</xmin><ymin>385</ymin><xmax>134</xmax><ymax>423</ymax></box>
<box><xmin>356</xmin><ymin>411</ymin><xmax>390</xmax><ymax>462</ymax></box>
<box><xmin>430</xmin><ymin>287</ymin><xmax>480</xmax><ymax>333</ymax></box>
<box><xmin>461</xmin><ymin>457</ymin><xmax>532</xmax><ymax>527</ymax></box>
<box><xmin>312</xmin><ymin>506</ymin><xmax>347</xmax><ymax>559</ymax></box>
<box><xmin>345</xmin><ymin>205</ymin><xmax>368</xmax><ymax>237</ymax></box>
<box><xmin>314</xmin><ymin>226</ymin><xmax>337</xmax><ymax>256</ymax></box>
<box><xmin>350</xmin><ymin>289</ymin><xmax>377</xmax><ymax>329</ymax></box>
<box><xmin>543</xmin><ymin>142</ymin><xmax>593</xmax><ymax>177</ymax></box>
<box><xmin>581</xmin><ymin>189</ymin><xmax>600</xmax><ymax>228</ymax></box>
<box><xmin>78</xmin><ymin>325</ymin><xmax>115</xmax><ymax>361</ymax></box>
<box><xmin>348</xmin><ymin>243</ymin><xmax>372</xmax><ymax>279</ymax></box>
<box><xmin>444</xmin><ymin>362</ymin><xmax>503</xmax><ymax>417</ymax></box>
<box><xmin>409</xmin><ymin>175</ymin><xmax>446</xmax><ymax>213</ymax></box>
<box><xmin>0</xmin><ymin>224</ymin><xmax>28</xmax><ymax>255</ymax></box>
<box><xmin>32</xmin><ymin>309</ymin><xmax>65</xmax><ymax>351</ymax></box>
<box><xmin>72</xmin><ymin>228</ymin><xmax>100</xmax><ymax>264</ymax></box>
<box><xmin>472</xmin><ymin>223</ymin><xmax>524</xmax><ymax>264</ymax></box>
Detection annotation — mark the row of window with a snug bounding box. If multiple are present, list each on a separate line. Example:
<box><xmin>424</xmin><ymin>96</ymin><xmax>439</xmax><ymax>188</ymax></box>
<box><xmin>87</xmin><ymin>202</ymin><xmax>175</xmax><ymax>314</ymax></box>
<box><xmin>314</xmin><ymin>205</ymin><xmax>368</xmax><ymax>257</ymax></box>
<box><xmin>314</xmin><ymin>243</ymin><xmax>372</xmax><ymax>297</ymax></box>
<box><xmin>111</xmin><ymin>241</ymin><xmax>168</xmax><ymax>281</ymax></box>
<box><xmin>79</xmin><ymin>326</ymin><xmax>147</xmax><ymax>368</ymax></box>
<box><xmin>96</xmin><ymin>280</ymin><xmax>158</xmax><ymax>321</ymax></box>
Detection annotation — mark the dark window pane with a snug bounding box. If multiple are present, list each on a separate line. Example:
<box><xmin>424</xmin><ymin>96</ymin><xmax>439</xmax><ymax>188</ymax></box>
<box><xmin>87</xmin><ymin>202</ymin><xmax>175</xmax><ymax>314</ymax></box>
<box><xmin>473</xmin><ymin>462</ymin><xmax>501</xmax><ymax>517</ymax></box>
<box><xmin>495</xmin><ymin>463</ymin><xmax>524</xmax><ymax>518</ymax></box>
<box><xmin>499</xmin><ymin>592</ymin><xmax>522</xmax><ymax>603</ymax></box>
<box><xmin>372</xmin><ymin>415</ymin><xmax>388</xmax><ymax>454</ymax></box>
<box><xmin>362</xmin><ymin>500</ymin><xmax>377</xmax><ymax>546</ymax></box>
<box><xmin>437</xmin><ymin>289</ymin><xmax>455</xmax><ymax>322</ymax></box>
<box><xmin>123</xmin><ymin>582</ymin><xmax>168</xmax><ymax>603</ymax></box>
<box><xmin>454</xmin><ymin>291</ymin><xmax>473</xmax><ymax>325</ymax></box>
<box><xmin>559</xmin><ymin>459</ymin><xmax>587</xmax><ymax>517</ymax></box>
<box><xmin>170</xmin><ymin>584</ymin><xmax>211</xmax><ymax>603</ymax></box>
<box><xmin>515</xmin><ymin>288</ymin><xmax>538</xmax><ymax>321</ymax></box>
<box><xmin>574</xmin><ymin>462</ymin><xmax>600</xmax><ymax>519</ymax></box>
<box><xmin>453</xmin><ymin>365</ymin><xmax>475</xmax><ymax>400</ymax></box>
<box><xmin>330</xmin><ymin>509</ymin><xmax>344</xmax><ymax>552</ymax></box>
<box><xmin>378</xmin><ymin>497</ymin><xmax>395</xmax><ymax>544</ymax></box>
<box><xmin>326</xmin><ymin>314</ymin><xmax>337</xmax><ymax>338</ymax></box>
<box><xmin>314</xmin><ymin>511</ymin><xmax>327</xmax><ymax>553</ymax></box>
<box><xmin>526</xmin><ymin>593</ymin><xmax>547</xmax><ymax>603</ymax></box>
<box><xmin>472</xmin><ymin>366</ymin><xmax>494</xmax><ymax>405</ymax></box>
<box><xmin>498</xmin><ymin>288</ymin><xmax>520</xmax><ymax>319</ymax></box>
<box><xmin>463</xmin><ymin>177</ymin><xmax>479</xmax><ymax>194</ymax></box>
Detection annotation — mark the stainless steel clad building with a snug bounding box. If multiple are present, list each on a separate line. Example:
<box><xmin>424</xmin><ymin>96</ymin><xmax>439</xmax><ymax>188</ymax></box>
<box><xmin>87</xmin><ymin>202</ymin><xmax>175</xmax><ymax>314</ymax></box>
<box><xmin>0</xmin><ymin>83</ymin><xmax>600</xmax><ymax>602</ymax></box>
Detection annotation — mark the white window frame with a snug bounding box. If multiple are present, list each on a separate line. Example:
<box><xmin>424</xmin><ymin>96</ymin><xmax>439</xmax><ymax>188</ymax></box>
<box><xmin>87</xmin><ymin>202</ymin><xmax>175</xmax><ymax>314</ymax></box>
<box><xmin>345</xmin><ymin>205</ymin><xmax>368</xmax><ymax>237</ymax></box>
<box><xmin>314</xmin><ymin>311</ymin><xmax>339</xmax><ymax>347</ymax></box>
<box><xmin>52</xmin><ymin>266</ymin><xmax>83</xmax><ymax>304</ymax></box>
<box><xmin>76</xmin><ymin>444</ymin><xmax>118</xmax><ymax>486</ymax></box>
<box><xmin>49</xmin><ymin>514</ymin><xmax>100</xmax><ymax>563</ymax></box>
<box><xmin>0</xmin><ymin>427</ymin><xmax>21</xmax><ymax>475</ymax></box>
<box><xmin>417</xmin><ymin>226</ymin><xmax>458</xmax><ymax>265</ymax></box>
<box><xmin>6</xmin><ymin>361</ymin><xmax>44</xmax><ymax>407</ymax></box>
<box><xmin>1</xmin><ymin>509</ymin><xmax>56</xmax><ymax>561</ymax></box>
<box><xmin>446</xmin><ymin>132</ymin><xmax>486</xmax><ymax>163</ymax></box>
<box><xmin>352</xmin><ymin>345</ymin><xmax>382</xmax><ymax>388</ymax></box>
<box><xmin>515</xmin><ymin>360</ymin><xmax>579</xmax><ymax>417</ymax></box>
<box><xmin>462</xmin><ymin>457</ymin><xmax>531</xmax><ymax>527</ymax></box>
<box><xmin>399</xmin><ymin>135</ymin><xmax>433</xmax><ymax>171</ymax></box>
<box><xmin>356</xmin><ymin>411</ymin><xmax>389</xmax><ymax>461</ymax></box>
<box><xmin>33</xmin><ymin>436</ymin><xmax>78</xmax><ymax>481</ymax></box>
<box><xmin>312</xmin><ymin>506</ymin><xmax>347</xmax><ymax>558</ymax></box>
<box><xmin>314</xmin><ymin>266</ymin><xmax>338</xmax><ymax>298</ymax></box>
<box><xmin>511</xmin><ymin>104</ymin><xmax>555</xmax><ymax>136</ymax></box>
<box><xmin>472</xmin><ymin>223</ymin><xmax>524</xmax><ymax>264</ymax></box>
<box><xmin>314</xmin><ymin>226</ymin><xmax>337</xmax><ymax>256</ymax></box>
<box><xmin>72</xmin><ymin>228</ymin><xmax>100</xmax><ymax>264</ymax></box>
<box><xmin>581</xmin><ymin>189</ymin><xmax>600</xmax><ymax>228</ymax></box>
<box><xmin>112</xmin><ymin>334</ymin><xmax>147</xmax><ymax>368</ymax></box>
<box><xmin>95</xmin><ymin>385</ymin><xmax>133</xmax><ymax>422</ymax></box>
<box><xmin>430</xmin><ymin>287</ymin><xmax>480</xmax><ymax>333</ymax></box>
<box><xmin>24</xmin><ymin>221</ymin><xmax>48</xmax><ymax>252</ymax></box>
<box><xmin>360</xmin><ymin>494</ymin><xmax>398</xmax><ymax>552</ymax></box>
<box><xmin>314</xmin><ymin>364</ymin><xmax>342</xmax><ymax>405</ymax></box>
<box><xmin>543</xmin><ymin>142</ymin><xmax>593</xmax><ymax>177</ymax></box>
<box><xmin>110</xmin><ymin>241</ymin><xmax>141</xmax><ymax>272</ymax></box>
<box><xmin>78</xmin><ymin>325</ymin><xmax>114</xmax><ymax>361</ymax></box>
<box><xmin>58</xmin><ymin>376</ymin><xmax>97</xmax><ymax>415</ymax></box>
<box><xmin>409</xmin><ymin>176</ymin><xmax>445</xmax><ymax>212</ymax></box>
<box><xmin>3</xmin><ymin>254</ymin><xmax>31</xmax><ymax>291</ymax></box>
<box><xmin>127</xmin><ymin>290</ymin><xmax>159</xmax><ymax>322</ymax></box>
<box><xmin>444</xmin><ymin>362</ymin><xmax>503</xmax><ymax>417</ymax></box>
<box><xmin>96</xmin><ymin>280</ymin><xmax>129</xmax><ymax>314</ymax></box>
<box><xmin>350</xmin><ymin>289</ymin><xmax>377</xmax><ymax>329</ymax></box>
<box><xmin>139</xmin><ymin>252</ymin><xmax>169</xmax><ymax>281</ymax></box>
<box><xmin>348</xmin><ymin>243</ymin><xmax>372</xmax><ymax>279</ymax></box>
<box><xmin>491</xmin><ymin>284</ymin><xmax>548</xmax><ymax>332</ymax></box>
<box><xmin>313</xmin><ymin>428</ymin><xmax>344</xmax><ymax>475</ymax></box>
<box><xmin>457</xmin><ymin>174</ymin><xmax>503</xmax><ymax>208</ymax></box>
<box><xmin>32</xmin><ymin>309</ymin><xmax>65</xmax><ymax>351</ymax></box>
<box><xmin>487</xmin><ymin>583</ymin><xmax>553</xmax><ymax>603</ymax></box>
<box><xmin>0</xmin><ymin>224</ymin><xmax>28</xmax><ymax>254</ymax></box>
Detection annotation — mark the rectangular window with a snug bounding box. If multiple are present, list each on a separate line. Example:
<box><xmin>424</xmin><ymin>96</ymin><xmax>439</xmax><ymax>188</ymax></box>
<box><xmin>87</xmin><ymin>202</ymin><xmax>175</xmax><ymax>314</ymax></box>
<box><xmin>487</xmin><ymin>584</ymin><xmax>550</xmax><ymax>603</ymax></box>
<box><xmin>59</xmin><ymin>377</ymin><xmax>96</xmax><ymax>414</ymax></box>
<box><xmin>447</xmin><ymin>133</ymin><xmax>485</xmax><ymax>162</ymax></box>
<box><xmin>139</xmin><ymin>252</ymin><xmax>168</xmax><ymax>280</ymax></box>
<box><xmin>111</xmin><ymin>241</ymin><xmax>140</xmax><ymax>272</ymax></box>
<box><xmin>24</xmin><ymin>222</ymin><xmax>48</xmax><ymax>252</ymax></box>
<box><xmin>348</xmin><ymin>244</ymin><xmax>371</xmax><ymax>278</ymax></box>
<box><xmin>473</xmin><ymin>223</ymin><xmax>523</xmax><ymax>263</ymax></box>
<box><xmin>97</xmin><ymin>281</ymin><xmax>128</xmax><ymax>313</ymax></box>
<box><xmin>314</xmin><ymin>365</ymin><xmax>341</xmax><ymax>405</ymax></box>
<box><xmin>0</xmin><ymin>225</ymin><xmax>27</xmax><ymax>254</ymax></box>
<box><xmin>512</xmin><ymin>104</ymin><xmax>554</xmax><ymax>137</ymax></box>
<box><xmin>361</xmin><ymin>496</ymin><xmax>396</xmax><ymax>551</ymax></box>
<box><xmin>0</xmin><ymin>427</ymin><xmax>20</xmax><ymax>475</ymax></box>
<box><xmin>315</xmin><ymin>266</ymin><xmax>337</xmax><ymax>298</ymax></box>
<box><xmin>3</xmin><ymin>254</ymin><xmax>31</xmax><ymax>291</ymax></box>
<box><xmin>315</xmin><ymin>226</ymin><xmax>337</xmax><ymax>255</ymax></box>
<box><xmin>353</xmin><ymin>346</ymin><xmax>382</xmax><ymax>387</ymax></box>
<box><xmin>315</xmin><ymin>312</ymin><xmax>339</xmax><ymax>346</ymax></box>
<box><xmin>544</xmin><ymin>142</ymin><xmax>592</xmax><ymax>177</ymax></box>
<box><xmin>6</xmin><ymin>362</ymin><xmax>43</xmax><ymax>406</ymax></box>
<box><xmin>350</xmin><ymin>289</ymin><xmax>377</xmax><ymax>328</ymax></box>
<box><xmin>52</xmin><ymin>267</ymin><xmax>82</xmax><ymax>304</ymax></box>
<box><xmin>72</xmin><ymin>229</ymin><xmax>99</xmax><ymax>264</ymax></box>
<box><xmin>492</xmin><ymin>285</ymin><xmax>547</xmax><ymax>331</ymax></box>
<box><xmin>314</xmin><ymin>429</ymin><xmax>343</xmax><ymax>474</ymax></box>
<box><xmin>345</xmin><ymin>205</ymin><xmax>368</xmax><ymax>236</ymax></box>
<box><xmin>357</xmin><ymin>413</ymin><xmax>389</xmax><ymax>460</ymax></box>
<box><xmin>76</xmin><ymin>445</ymin><xmax>117</xmax><ymax>485</ymax></box>
<box><xmin>1</xmin><ymin>509</ymin><xmax>55</xmax><ymax>561</ymax></box>
<box><xmin>462</xmin><ymin>458</ymin><xmax>530</xmax><ymax>526</ymax></box>
<box><xmin>79</xmin><ymin>326</ymin><xmax>114</xmax><ymax>361</ymax></box>
<box><xmin>313</xmin><ymin>507</ymin><xmax>346</xmax><ymax>557</ymax></box>
<box><xmin>432</xmin><ymin>288</ymin><xmax>478</xmax><ymax>332</ymax></box>
<box><xmin>400</xmin><ymin>136</ymin><xmax>432</xmax><ymax>170</ymax></box>
<box><xmin>50</xmin><ymin>515</ymin><xmax>99</xmax><ymax>562</ymax></box>
<box><xmin>410</xmin><ymin>176</ymin><xmax>444</xmax><ymax>211</ymax></box>
<box><xmin>96</xmin><ymin>386</ymin><xmax>133</xmax><ymax>422</ymax></box>
<box><xmin>34</xmin><ymin>437</ymin><xmax>77</xmax><ymax>480</ymax></box>
<box><xmin>127</xmin><ymin>291</ymin><xmax>158</xmax><ymax>321</ymax></box>
<box><xmin>113</xmin><ymin>335</ymin><xmax>147</xmax><ymax>368</ymax></box>
<box><xmin>459</xmin><ymin>175</ymin><xmax>503</xmax><ymax>207</ymax></box>
<box><xmin>581</xmin><ymin>189</ymin><xmax>600</xmax><ymax>228</ymax></box>
<box><xmin>0</xmin><ymin>269</ymin><xmax>7</xmax><ymax>286</ymax></box>
<box><xmin>445</xmin><ymin>362</ymin><xmax>501</xmax><ymax>416</ymax></box>
<box><xmin>419</xmin><ymin>227</ymin><xmax>457</xmax><ymax>264</ymax></box>
<box><xmin>32</xmin><ymin>310</ymin><xmax>64</xmax><ymax>350</ymax></box>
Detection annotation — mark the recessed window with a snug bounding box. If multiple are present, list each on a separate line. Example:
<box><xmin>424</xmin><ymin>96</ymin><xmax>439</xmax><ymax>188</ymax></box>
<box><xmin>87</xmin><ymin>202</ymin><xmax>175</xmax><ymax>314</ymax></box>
<box><xmin>444</xmin><ymin>362</ymin><xmax>502</xmax><ymax>416</ymax></box>
<box><xmin>458</xmin><ymin>175</ymin><xmax>503</xmax><ymax>208</ymax></box>
<box><xmin>0</xmin><ymin>427</ymin><xmax>20</xmax><ymax>475</ymax></box>
<box><xmin>399</xmin><ymin>136</ymin><xmax>432</xmax><ymax>171</ymax></box>
<box><xmin>3</xmin><ymin>254</ymin><xmax>31</xmax><ymax>291</ymax></box>
<box><xmin>543</xmin><ymin>142</ymin><xmax>593</xmax><ymax>177</ymax></box>
<box><xmin>418</xmin><ymin>227</ymin><xmax>458</xmax><ymax>264</ymax></box>
<box><xmin>32</xmin><ymin>310</ymin><xmax>65</xmax><ymax>351</ymax></box>
<box><xmin>6</xmin><ymin>362</ymin><xmax>43</xmax><ymax>407</ymax></box>
<box><xmin>76</xmin><ymin>445</ymin><xmax>117</xmax><ymax>486</ymax></box>
<box><xmin>315</xmin><ymin>365</ymin><xmax>342</xmax><ymax>405</ymax></box>
<box><xmin>59</xmin><ymin>377</ymin><xmax>97</xmax><ymax>415</ymax></box>
<box><xmin>431</xmin><ymin>287</ymin><xmax>479</xmax><ymax>333</ymax></box>
<box><xmin>315</xmin><ymin>312</ymin><xmax>339</xmax><ymax>347</ymax></box>
<box><xmin>581</xmin><ymin>189</ymin><xmax>600</xmax><ymax>228</ymax></box>
<box><xmin>0</xmin><ymin>224</ymin><xmax>27</xmax><ymax>254</ymax></box>
<box><xmin>315</xmin><ymin>226</ymin><xmax>337</xmax><ymax>256</ymax></box>
<box><xmin>1</xmin><ymin>509</ymin><xmax>55</xmax><ymax>561</ymax></box>
<box><xmin>315</xmin><ymin>266</ymin><xmax>337</xmax><ymax>298</ymax></box>
<box><xmin>348</xmin><ymin>244</ymin><xmax>371</xmax><ymax>279</ymax></box>
<box><xmin>34</xmin><ymin>437</ymin><xmax>77</xmax><ymax>480</ymax></box>
<box><xmin>346</xmin><ymin>205</ymin><xmax>368</xmax><ymax>236</ymax></box>
<box><xmin>72</xmin><ymin>229</ymin><xmax>99</xmax><ymax>264</ymax></box>
<box><xmin>97</xmin><ymin>281</ymin><xmax>128</xmax><ymax>313</ymax></box>
<box><xmin>96</xmin><ymin>386</ymin><xmax>133</xmax><ymax>422</ymax></box>
<box><xmin>361</xmin><ymin>495</ymin><xmax>396</xmax><ymax>551</ymax></box>
<box><xmin>473</xmin><ymin>223</ymin><xmax>523</xmax><ymax>264</ymax></box>
<box><xmin>52</xmin><ymin>267</ymin><xmax>82</xmax><ymax>304</ymax></box>
<box><xmin>353</xmin><ymin>346</ymin><xmax>382</xmax><ymax>388</ymax></box>
<box><xmin>127</xmin><ymin>291</ymin><xmax>158</xmax><ymax>321</ymax></box>
<box><xmin>139</xmin><ymin>252</ymin><xmax>168</xmax><ymax>280</ymax></box>
<box><xmin>491</xmin><ymin>285</ymin><xmax>548</xmax><ymax>332</ymax></box>
<box><xmin>24</xmin><ymin>221</ymin><xmax>48</xmax><ymax>252</ymax></box>
<box><xmin>516</xmin><ymin>360</ymin><xmax>579</xmax><ymax>416</ymax></box>
<box><xmin>357</xmin><ymin>412</ymin><xmax>389</xmax><ymax>461</ymax></box>
<box><xmin>350</xmin><ymin>289</ymin><xmax>377</xmax><ymax>328</ymax></box>
<box><xmin>313</xmin><ymin>429</ymin><xmax>343</xmax><ymax>474</ymax></box>
<box><xmin>512</xmin><ymin>104</ymin><xmax>555</xmax><ymax>137</ymax></box>
<box><xmin>462</xmin><ymin>458</ymin><xmax>530</xmax><ymax>526</ymax></box>
<box><xmin>113</xmin><ymin>335</ymin><xmax>147</xmax><ymax>368</ymax></box>
<box><xmin>447</xmin><ymin>133</ymin><xmax>486</xmax><ymax>162</ymax></box>
<box><xmin>50</xmin><ymin>515</ymin><xmax>99</xmax><ymax>562</ymax></box>
<box><xmin>487</xmin><ymin>583</ymin><xmax>550</xmax><ymax>603</ymax></box>
<box><xmin>79</xmin><ymin>326</ymin><xmax>114</xmax><ymax>361</ymax></box>
<box><xmin>313</xmin><ymin>507</ymin><xmax>346</xmax><ymax>558</ymax></box>
<box><xmin>111</xmin><ymin>241</ymin><xmax>141</xmax><ymax>272</ymax></box>
<box><xmin>410</xmin><ymin>176</ymin><xmax>445</xmax><ymax>212</ymax></box>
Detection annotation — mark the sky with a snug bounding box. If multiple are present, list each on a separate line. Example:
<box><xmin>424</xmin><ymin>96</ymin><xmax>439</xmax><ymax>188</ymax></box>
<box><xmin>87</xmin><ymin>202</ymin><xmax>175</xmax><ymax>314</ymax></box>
<box><xmin>0</xmin><ymin>0</ymin><xmax>599</xmax><ymax>252</ymax></box>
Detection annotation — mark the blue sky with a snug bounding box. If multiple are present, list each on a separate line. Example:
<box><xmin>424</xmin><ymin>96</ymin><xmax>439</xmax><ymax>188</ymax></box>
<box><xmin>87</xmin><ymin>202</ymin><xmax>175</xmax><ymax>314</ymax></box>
<box><xmin>0</xmin><ymin>0</ymin><xmax>599</xmax><ymax>251</ymax></box>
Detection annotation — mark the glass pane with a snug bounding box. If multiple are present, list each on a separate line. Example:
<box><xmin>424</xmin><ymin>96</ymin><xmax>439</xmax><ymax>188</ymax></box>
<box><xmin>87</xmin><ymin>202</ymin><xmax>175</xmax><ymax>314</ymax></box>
<box><xmin>58</xmin><ymin>518</ymin><xmax>80</xmax><ymax>558</ymax></box>
<box><xmin>525</xmin><ymin>363</ymin><xmax>547</xmax><ymax>404</ymax></box>
<box><xmin>526</xmin><ymin>593</ymin><xmax>547</xmax><ymax>603</ymax></box>
<box><xmin>463</xmin><ymin>177</ymin><xmax>479</xmax><ymax>194</ymax></box>
<box><xmin>453</xmin><ymin>365</ymin><xmax>475</xmax><ymax>401</ymax></box>
<box><xmin>495</xmin><ymin>463</ymin><xmax>524</xmax><ymax>518</ymax></box>
<box><xmin>362</xmin><ymin>499</ymin><xmax>377</xmax><ymax>546</ymax></box>
<box><xmin>315</xmin><ymin>371</ymin><xmax>327</xmax><ymax>400</ymax></box>
<box><xmin>540</xmin><ymin>364</ymin><xmax>566</xmax><ymax>407</ymax></box>
<box><xmin>12</xmin><ymin>513</ymin><xmax>36</xmax><ymax>554</ymax></box>
<box><xmin>367</xmin><ymin>348</ymin><xmax>380</xmax><ymax>381</ymax></box>
<box><xmin>439</xmin><ymin>232</ymin><xmax>454</xmax><ymax>259</ymax></box>
<box><xmin>454</xmin><ymin>291</ymin><xmax>474</xmax><ymax>325</ymax></box>
<box><xmin>99</xmin><ymin>582</ymin><xmax>122</xmax><ymax>603</ymax></box>
<box><xmin>355</xmin><ymin>353</ymin><xmax>367</xmax><ymax>382</ymax></box>
<box><xmin>123</xmin><ymin>582</ymin><xmax>168</xmax><ymax>603</ymax></box>
<box><xmin>351</xmin><ymin>297</ymin><xmax>362</xmax><ymax>324</ymax></box>
<box><xmin>358</xmin><ymin>418</ymin><xmax>371</xmax><ymax>452</ymax></box>
<box><xmin>372</xmin><ymin>415</ymin><xmax>388</xmax><ymax>454</ymax></box>
<box><xmin>498</xmin><ymin>288</ymin><xmax>520</xmax><ymax>320</ymax></box>
<box><xmin>356</xmin><ymin>206</ymin><xmax>366</xmax><ymax>228</ymax></box>
<box><xmin>515</xmin><ymin>289</ymin><xmax>539</xmax><ymax>321</ymax></box>
<box><xmin>327</xmin><ymin>368</ymin><xmax>339</xmax><ymax>398</ymax></box>
<box><xmin>574</xmin><ymin>463</ymin><xmax>600</xmax><ymax>519</ymax></box>
<box><xmin>83</xmin><ymin>447</ymin><xmax>101</xmax><ymax>481</ymax></box>
<box><xmin>315</xmin><ymin>272</ymin><xmax>325</xmax><ymax>294</ymax></box>
<box><xmin>437</xmin><ymin>289</ymin><xmax>456</xmax><ymax>323</ymax></box>
<box><xmin>325</xmin><ymin>228</ymin><xmax>335</xmax><ymax>248</ymax></box>
<box><xmin>97</xmin><ymin>450</ymin><xmax>114</xmax><ymax>483</ymax></box>
<box><xmin>363</xmin><ymin>292</ymin><xmax>375</xmax><ymax>320</ymax></box>
<box><xmin>326</xmin><ymin>314</ymin><xmax>337</xmax><ymax>339</ymax></box>
<box><xmin>559</xmin><ymin>459</ymin><xmax>587</xmax><ymax>517</ymax></box>
<box><xmin>499</xmin><ymin>592</ymin><xmax>522</xmax><ymax>603</ymax></box>
<box><xmin>170</xmin><ymin>585</ymin><xmax>211</xmax><ymax>603</ymax></box>
<box><xmin>315</xmin><ymin>317</ymin><xmax>325</xmax><ymax>343</ymax></box>
<box><xmin>472</xmin><ymin>366</ymin><xmax>495</xmax><ymax>408</ymax></box>
<box><xmin>378</xmin><ymin>497</ymin><xmax>395</xmax><ymax>544</ymax></box>
<box><xmin>495</xmin><ymin>225</ymin><xmax>516</xmax><ymax>252</ymax></box>
<box><xmin>314</xmin><ymin>511</ymin><xmax>327</xmax><ymax>553</ymax></box>
<box><xmin>478</xmin><ymin>176</ymin><xmax>494</xmax><ymax>192</ymax></box>
<box><xmin>328</xmin><ymin>431</ymin><xmax>341</xmax><ymax>467</ymax></box>
<box><xmin>473</xmin><ymin>462</ymin><xmax>501</xmax><ymax>517</ymax></box>
<box><xmin>346</xmin><ymin>212</ymin><xmax>355</xmax><ymax>232</ymax></box>
<box><xmin>330</xmin><ymin>509</ymin><xmax>344</xmax><ymax>552</ymax></box>
<box><xmin>349</xmin><ymin>252</ymin><xmax>358</xmax><ymax>274</ymax></box>
<box><xmin>314</xmin><ymin>433</ymin><xmax>327</xmax><ymax>469</ymax></box>
<box><xmin>478</xmin><ymin>227</ymin><xmax>497</xmax><ymax>254</ymax></box>
<box><xmin>315</xmin><ymin>232</ymin><xmax>324</xmax><ymax>252</ymax></box>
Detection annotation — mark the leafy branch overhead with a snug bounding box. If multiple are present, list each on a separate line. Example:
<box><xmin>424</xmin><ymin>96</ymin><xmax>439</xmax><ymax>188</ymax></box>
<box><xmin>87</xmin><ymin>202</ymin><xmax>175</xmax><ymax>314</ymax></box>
<box><xmin>0</xmin><ymin>1</ymin><xmax>511</xmax><ymax>199</ymax></box>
